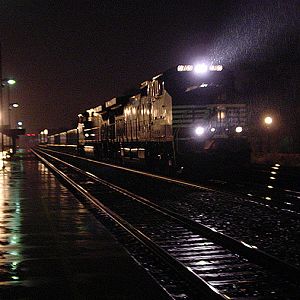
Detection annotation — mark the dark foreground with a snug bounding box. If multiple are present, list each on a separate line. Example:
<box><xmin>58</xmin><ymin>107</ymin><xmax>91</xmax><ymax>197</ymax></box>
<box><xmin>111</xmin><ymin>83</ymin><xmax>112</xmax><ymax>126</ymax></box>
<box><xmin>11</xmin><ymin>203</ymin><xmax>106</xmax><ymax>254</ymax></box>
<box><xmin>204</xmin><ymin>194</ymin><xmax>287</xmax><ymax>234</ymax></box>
<box><xmin>0</xmin><ymin>152</ymin><xmax>169</xmax><ymax>299</ymax></box>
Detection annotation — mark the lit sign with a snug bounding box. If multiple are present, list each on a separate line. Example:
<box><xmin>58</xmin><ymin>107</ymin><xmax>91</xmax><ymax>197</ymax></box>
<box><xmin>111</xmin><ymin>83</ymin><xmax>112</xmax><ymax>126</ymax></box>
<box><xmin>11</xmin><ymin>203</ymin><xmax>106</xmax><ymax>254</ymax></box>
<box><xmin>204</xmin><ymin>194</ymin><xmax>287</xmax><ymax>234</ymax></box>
<box><xmin>105</xmin><ymin>98</ymin><xmax>117</xmax><ymax>108</ymax></box>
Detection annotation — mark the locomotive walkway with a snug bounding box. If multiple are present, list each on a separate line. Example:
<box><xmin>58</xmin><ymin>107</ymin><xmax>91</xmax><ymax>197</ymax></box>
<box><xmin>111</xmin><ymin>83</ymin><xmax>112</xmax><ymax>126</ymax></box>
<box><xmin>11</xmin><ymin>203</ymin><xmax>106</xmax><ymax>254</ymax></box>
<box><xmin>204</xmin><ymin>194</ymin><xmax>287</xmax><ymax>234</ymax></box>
<box><xmin>0</xmin><ymin>150</ymin><xmax>169</xmax><ymax>299</ymax></box>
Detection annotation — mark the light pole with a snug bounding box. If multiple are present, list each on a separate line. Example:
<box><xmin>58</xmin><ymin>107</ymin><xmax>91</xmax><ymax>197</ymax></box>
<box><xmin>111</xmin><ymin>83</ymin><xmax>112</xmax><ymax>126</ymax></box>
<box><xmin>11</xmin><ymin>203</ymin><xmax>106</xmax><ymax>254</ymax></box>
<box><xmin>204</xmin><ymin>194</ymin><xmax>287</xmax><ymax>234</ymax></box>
<box><xmin>264</xmin><ymin>115</ymin><xmax>273</xmax><ymax>153</ymax></box>
<box><xmin>1</xmin><ymin>79</ymin><xmax>16</xmax><ymax>152</ymax></box>
<box><xmin>8</xmin><ymin>102</ymin><xmax>19</xmax><ymax>129</ymax></box>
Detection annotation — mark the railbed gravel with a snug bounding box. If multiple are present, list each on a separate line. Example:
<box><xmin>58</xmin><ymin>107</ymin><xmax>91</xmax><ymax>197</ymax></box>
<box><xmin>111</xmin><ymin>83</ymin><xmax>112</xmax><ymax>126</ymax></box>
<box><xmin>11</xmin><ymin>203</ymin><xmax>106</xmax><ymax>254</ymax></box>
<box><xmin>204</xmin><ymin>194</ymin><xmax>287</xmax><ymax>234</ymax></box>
<box><xmin>48</xmin><ymin>152</ymin><xmax>300</xmax><ymax>269</ymax></box>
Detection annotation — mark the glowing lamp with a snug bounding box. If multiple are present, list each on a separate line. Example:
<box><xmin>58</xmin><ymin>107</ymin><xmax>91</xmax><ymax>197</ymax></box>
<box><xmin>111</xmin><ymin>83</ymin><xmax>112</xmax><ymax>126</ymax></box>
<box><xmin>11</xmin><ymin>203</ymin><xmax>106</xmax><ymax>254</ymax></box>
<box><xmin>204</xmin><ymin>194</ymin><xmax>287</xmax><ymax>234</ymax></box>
<box><xmin>7</xmin><ymin>79</ymin><xmax>16</xmax><ymax>85</ymax></box>
<box><xmin>194</xmin><ymin>63</ymin><xmax>208</xmax><ymax>74</ymax></box>
<box><xmin>264</xmin><ymin>116</ymin><xmax>273</xmax><ymax>125</ymax></box>
<box><xmin>235</xmin><ymin>126</ymin><xmax>243</xmax><ymax>133</ymax></box>
<box><xmin>195</xmin><ymin>126</ymin><xmax>205</xmax><ymax>136</ymax></box>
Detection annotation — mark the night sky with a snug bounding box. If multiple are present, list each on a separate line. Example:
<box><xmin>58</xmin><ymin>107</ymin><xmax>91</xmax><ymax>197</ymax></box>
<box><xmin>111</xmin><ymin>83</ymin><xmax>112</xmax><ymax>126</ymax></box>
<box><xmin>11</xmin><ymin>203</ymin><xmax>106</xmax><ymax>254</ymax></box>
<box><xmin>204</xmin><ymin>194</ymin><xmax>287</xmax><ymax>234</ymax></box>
<box><xmin>0</xmin><ymin>0</ymin><xmax>299</xmax><ymax>133</ymax></box>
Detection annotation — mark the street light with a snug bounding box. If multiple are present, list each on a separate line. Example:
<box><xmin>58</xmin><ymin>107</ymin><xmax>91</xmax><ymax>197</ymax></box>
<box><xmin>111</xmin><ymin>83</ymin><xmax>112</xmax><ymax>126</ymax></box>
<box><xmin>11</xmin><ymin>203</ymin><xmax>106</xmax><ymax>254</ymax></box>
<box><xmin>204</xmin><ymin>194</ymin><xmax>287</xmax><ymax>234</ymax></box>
<box><xmin>264</xmin><ymin>116</ymin><xmax>273</xmax><ymax>126</ymax></box>
<box><xmin>10</xmin><ymin>103</ymin><xmax>19</xmax><ymax>108</ymax></box>
<box><xmin>1</xmin><ymin>78</ymin><xmax>17</xmax><ymax>152</ymax></box>
<box><xmin>263</xmin><ymin>115</ymin><xmax>273</xmax><ymax>153</ymax></box>
<box><xmin>1</xmin><ymin>78</ymin><xmax>16</xmax><ymax>87</ymax></box>
<box><xmin>17</xmin><ymin>121</ymin><xmax>23</xmax><ymax>129</ymax></box>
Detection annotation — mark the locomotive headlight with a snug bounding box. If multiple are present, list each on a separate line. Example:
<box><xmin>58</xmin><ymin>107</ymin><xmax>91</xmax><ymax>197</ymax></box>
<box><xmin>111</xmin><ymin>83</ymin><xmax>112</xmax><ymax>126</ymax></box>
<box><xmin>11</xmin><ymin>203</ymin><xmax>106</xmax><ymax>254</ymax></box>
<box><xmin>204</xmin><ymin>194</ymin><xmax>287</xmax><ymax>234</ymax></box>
<box><xmin>235</xmin><ymin>126</ymin><xmax>243</xmax><ymax>133</ymax></box>
<box><xmin>195</xmin><ymin>126</ymin><xmax>205</xmax><ymax>136</ymax></box>
<box><xmin>194</xmin><ymin>63</ymin><xmax>208</xmax><ymax>74</ymax></box>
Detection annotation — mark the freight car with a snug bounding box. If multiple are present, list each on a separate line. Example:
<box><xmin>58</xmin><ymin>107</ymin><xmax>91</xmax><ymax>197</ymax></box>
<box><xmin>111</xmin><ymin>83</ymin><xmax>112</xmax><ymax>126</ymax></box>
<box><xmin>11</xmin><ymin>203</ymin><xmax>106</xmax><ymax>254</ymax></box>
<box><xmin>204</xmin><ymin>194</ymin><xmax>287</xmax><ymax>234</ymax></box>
<box><xmin>46</xmin><ymin>64</ymin><xmax>251</xmax><ymax>171</ymax></box>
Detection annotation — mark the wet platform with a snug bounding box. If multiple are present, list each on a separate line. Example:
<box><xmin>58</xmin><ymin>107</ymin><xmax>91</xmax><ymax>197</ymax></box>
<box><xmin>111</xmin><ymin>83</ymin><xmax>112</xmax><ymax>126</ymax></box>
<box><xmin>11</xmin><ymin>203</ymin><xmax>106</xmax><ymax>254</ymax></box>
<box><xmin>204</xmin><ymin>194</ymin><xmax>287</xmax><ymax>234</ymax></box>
<box><xmin>0</xmin><ymin>152</ymin><xmax>169</xmax><ymax>299</ymax></box>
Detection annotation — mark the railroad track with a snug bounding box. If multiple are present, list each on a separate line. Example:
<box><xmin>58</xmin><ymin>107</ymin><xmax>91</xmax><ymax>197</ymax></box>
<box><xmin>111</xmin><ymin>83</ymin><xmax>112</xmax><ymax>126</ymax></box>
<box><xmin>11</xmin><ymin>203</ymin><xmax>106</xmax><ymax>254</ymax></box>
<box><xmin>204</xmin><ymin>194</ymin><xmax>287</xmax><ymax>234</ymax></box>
<box><xmin>202</xmin><ymin>174</ymin><xmax>300</xmax><ymax>215</ymax></box>
<box><xmin>35</xmin><ymin>146</ymin><xmax>300</xmax><ymax>268</ymax></box>
<box><xmin>33</xmin><ymin>148</ymin><xmax>300</xmax><ymax>299</ymax></box>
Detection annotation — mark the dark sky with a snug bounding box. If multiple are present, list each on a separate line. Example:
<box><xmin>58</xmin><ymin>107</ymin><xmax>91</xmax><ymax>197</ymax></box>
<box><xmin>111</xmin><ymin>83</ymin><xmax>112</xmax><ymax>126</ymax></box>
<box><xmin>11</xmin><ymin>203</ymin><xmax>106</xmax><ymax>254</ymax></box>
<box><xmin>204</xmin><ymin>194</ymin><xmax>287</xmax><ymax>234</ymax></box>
<box><xmin>0</xmin><ymin>0</ymin><xmax>299</xmax><ymax>132</ymax></box>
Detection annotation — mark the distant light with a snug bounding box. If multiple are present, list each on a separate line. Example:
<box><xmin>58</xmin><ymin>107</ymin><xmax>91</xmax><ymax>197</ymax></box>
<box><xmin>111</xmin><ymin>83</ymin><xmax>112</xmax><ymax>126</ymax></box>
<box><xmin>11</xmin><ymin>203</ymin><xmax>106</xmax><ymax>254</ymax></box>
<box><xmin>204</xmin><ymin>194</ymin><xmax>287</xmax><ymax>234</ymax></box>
<box><xmin>177</xmin><ymin>65</ymin><xmax>193</xmax><ymax>72</ymax></box>
<box><xmin>218</xmin><ymin>111</ymin><xmax>226</xmax><ymax>120</ymax></box>
<box><xmin>264</xmin><ymin>116</ymin><xmax>273</xmax><ymax>125</ymax></box>
<box><xmin>235</xmin><ymin>126</ymin><xmax>243</xmax><ymax>133</ymax></box>
<box><xmin>194</xmin><ymin>63</ymin><xmax>208</xmax><ymax>74</ymax></box>
<box><xmin>209</xmin><ymin>65</ymin><xmax>223</xmax><ymax>71</ymax></box>
<box><xmin>195</xmin><ymin>126</ymin><xmax>205</xmax><ymax>136</ymax></box>
<box><xmin>275</xmin><ymin>163</ymin><xmax>280</xmax><ymax>167</ymax></box>
<box><xmin>17</xmin><ymin>121</ymin><xmax>23</xmax><ymax>126</ymax></box>
<box><xmin>270</xmin><ymin>177</ymin><xmax>276</xmax><ymax>180</ymax></box>
<box><xmin>267</xmin><ymin>185</ymin><xmax>274</xmax><ymax>189</ymax></box>
<box><xmin>84</xmin><ymin>133</ymin><xmax>89</xmax><ymax>137</ymax></box>
<box><xmin>7</xmin><ymin>79</ymin><xmax>16</xmax><ymax>85</ymax></box>
<box><xmin>265</xmin><ymin>197</ymin><xmax>272</xmax><ymax>200</ymax></box>
<box><xmin>12</xmin><ymin>103</ymin><xmax>19</xmax><ymax>108</ymax></box>
<box><xmin>43</xmin><ymin>129</ymin><xmax>48</xmax><ymax>135</ymax></box>
<box><xmin>210</xmin><ymin>127</ymin><xmax>216</xmax><ymax>132</ymax></box>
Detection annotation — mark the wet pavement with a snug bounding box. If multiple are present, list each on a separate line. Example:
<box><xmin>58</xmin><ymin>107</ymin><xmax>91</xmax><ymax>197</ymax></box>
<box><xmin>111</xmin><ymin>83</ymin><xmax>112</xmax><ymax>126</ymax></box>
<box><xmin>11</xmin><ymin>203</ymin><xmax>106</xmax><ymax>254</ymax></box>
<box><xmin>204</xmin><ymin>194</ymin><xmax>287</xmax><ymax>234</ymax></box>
<box><xmin>0</xmin><ymin>153</ymin><xmax>168</xmax><ymax>299</ymax></box>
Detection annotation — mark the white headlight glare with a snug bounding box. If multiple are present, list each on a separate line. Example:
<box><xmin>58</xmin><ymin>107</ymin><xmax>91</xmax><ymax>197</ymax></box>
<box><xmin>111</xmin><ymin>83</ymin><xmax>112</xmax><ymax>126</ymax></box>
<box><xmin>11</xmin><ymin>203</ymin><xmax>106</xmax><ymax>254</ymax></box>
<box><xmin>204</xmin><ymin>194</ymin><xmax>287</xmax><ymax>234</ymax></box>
<box><xmin>235</xmin><ymin>126</ymin><xmax>243</xmax><ymax>133</ymax></box>
<box><xmin>195</xmin><ymin>126</ymin><xmax>205</xmax><ymax>136</ymax></box>
<box><xmin>194</xmin><ymin>63</ymin><xmax>208</xmax><ymax>74</ymax></box>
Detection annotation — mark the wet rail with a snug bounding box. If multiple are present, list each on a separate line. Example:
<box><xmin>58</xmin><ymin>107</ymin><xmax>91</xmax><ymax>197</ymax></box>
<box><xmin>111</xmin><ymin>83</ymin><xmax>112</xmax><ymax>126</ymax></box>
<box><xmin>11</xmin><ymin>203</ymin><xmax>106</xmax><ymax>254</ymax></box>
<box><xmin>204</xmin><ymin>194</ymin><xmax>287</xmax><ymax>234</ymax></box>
<box><xmin>35</xmin><ymin>146</ymin><xmax>300</xmax><ymax>268</ymax></box>
<box><xmin>33</xmin><ymin>148</ymin><xmax>300</xmax><ymax>299</ymax></box>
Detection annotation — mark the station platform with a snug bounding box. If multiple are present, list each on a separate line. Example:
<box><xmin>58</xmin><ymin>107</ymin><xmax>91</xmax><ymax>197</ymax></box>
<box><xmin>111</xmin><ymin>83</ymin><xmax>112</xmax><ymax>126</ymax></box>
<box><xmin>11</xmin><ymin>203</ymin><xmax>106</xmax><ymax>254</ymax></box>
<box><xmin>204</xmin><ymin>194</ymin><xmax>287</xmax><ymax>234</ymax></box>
<box><xmin>0</xmin><ymin>151</ymin><xmax>169</xmax><ymax>299</ymax></box>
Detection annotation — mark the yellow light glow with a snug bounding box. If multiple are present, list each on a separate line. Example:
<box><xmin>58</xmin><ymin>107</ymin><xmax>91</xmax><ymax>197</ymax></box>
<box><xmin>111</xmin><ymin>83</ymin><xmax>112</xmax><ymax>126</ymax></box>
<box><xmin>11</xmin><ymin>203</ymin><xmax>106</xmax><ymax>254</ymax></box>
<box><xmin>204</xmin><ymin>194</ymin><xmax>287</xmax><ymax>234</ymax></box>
<box><xmin>218</xmin><ymin>111</ymin><xmax>225</xmax><ymax>120</ymax></box>
<box><xmin>264</xmin><ymin>116</ymin><xmax>273</xmax><ymax>125</ymax></box>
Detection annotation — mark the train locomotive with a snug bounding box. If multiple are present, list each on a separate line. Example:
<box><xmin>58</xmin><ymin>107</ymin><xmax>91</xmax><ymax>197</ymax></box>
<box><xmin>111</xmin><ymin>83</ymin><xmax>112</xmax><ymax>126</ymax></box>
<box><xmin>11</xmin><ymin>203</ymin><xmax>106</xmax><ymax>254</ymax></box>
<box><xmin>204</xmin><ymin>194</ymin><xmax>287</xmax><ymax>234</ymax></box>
<box><xmin>45</xmin><ymin>64</ymin><xmax>250</xmax><ymax>171</ymax></box>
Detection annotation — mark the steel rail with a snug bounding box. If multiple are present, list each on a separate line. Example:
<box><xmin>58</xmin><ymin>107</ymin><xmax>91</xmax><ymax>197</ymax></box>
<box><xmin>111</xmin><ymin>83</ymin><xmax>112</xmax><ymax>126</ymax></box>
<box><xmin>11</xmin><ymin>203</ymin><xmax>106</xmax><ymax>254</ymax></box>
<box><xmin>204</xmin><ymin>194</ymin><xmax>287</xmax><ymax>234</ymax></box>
<box><xmin>34</xmin><ymin>147</ymin><xmax>300</xmax><ymax>284</ymax></box>
<box><xmin>32</xmin><ymin>148</ymin><xmax>228</xmax><ymax>300</ymax></box>
<box><xmin>37</xmin><ymin>147</ymin><xmax>300</xmax><ymax>216</ymax></box>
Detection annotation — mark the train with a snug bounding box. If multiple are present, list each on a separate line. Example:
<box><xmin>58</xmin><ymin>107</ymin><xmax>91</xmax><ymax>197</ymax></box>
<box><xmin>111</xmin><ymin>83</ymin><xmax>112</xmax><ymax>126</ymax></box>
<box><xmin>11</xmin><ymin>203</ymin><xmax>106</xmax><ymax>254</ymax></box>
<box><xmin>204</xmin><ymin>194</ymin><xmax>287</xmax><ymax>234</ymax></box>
<box><xmin>42</xmin><ymin>64</ymin><xmax>251</xmax><ymax>172</ymax></box>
